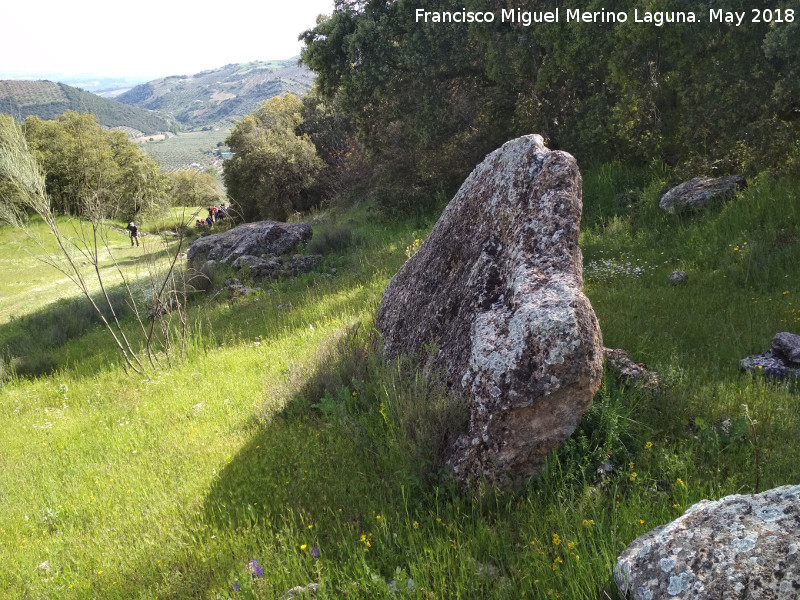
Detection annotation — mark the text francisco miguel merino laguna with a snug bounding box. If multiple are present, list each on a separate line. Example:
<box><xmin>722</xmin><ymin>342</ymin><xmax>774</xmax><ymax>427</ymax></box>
<box><xmin>415</xmin><ymin>7</ymin><xmax>795</xmax><ymax>27</ymax></box>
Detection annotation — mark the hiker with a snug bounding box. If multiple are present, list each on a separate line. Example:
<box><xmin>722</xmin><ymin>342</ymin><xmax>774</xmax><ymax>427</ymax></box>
<box><xmin>127</xmin><ymin>221</ymin><xmax>139</xmax><ymax>247</ymax></box>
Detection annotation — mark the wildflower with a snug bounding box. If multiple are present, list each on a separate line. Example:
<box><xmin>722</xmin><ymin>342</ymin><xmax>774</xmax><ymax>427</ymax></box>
<box><xmin>248</xmin><ymin>559</ymin><xmax>263</xmax><ymax>578</ymax></box>
<box><xmin>300</xmin><ymin>544</ymin><xmax>307</xmax><ymax>550</ymax></box>
<box><xmin>413</xmin><ymin>521</ymin><xmax>419</xmax><ymax>529</ymax></box>
<box><xmin>376</xmin><ymin>515</ymin><xmax>381</xmax><ymax>520</ymax></box>
<box><xmin>630</xmin><ymin>472</ymin><xmax>638</xmax><ymax>481</ymax></box>
<box><xmin>308</xmin><ymin>524</ymin><xmax>313</xmax><ymax>530</ymax></box>
<box><xmin>232</xmin><ymin>581</ymin><xmax>240</xmax><ymax>592</ymax></box>
<box><xmin>567</xmin><ymin>541</ymin><xmax>575</xmax><ymax>550</ymax></box>
<box><xmin>581</xmin><ymin>519</ymin><xmax>595</xmax><ymax>527</ymax></box>
<box><xmin>552</xmin><ymin>533</ymin><xmax>561</xmax><ymax>546</ymax></box>
<box><xmin>676</xmin><ymin>478</ymin><xmax>685</xmax><ymax>487</ymax></box>
<box><xmin>638</xmin><ymin>519</ymin><xmax>644</xmax><ymax>525</ymax></box>
<box><xmin>311</xmin><ymin>546</ymin><xmax>320</xmax><ymax>559</ymax></box>
<box><xmin>644</xmin><ymin>441</ymin><xmax>653</xmax><ymax>450</ymax></box>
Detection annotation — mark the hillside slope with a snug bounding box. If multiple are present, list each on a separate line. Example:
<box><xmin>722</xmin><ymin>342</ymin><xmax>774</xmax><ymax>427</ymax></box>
<box><xmin>116</xmin><ymin>59</ymin><xmax>314</xmax><ymax>129</ymax></box>
<box><xmin>0</xmin><ymin>80</ymin><xmax>174</xmax><ymax>135</ymax></box>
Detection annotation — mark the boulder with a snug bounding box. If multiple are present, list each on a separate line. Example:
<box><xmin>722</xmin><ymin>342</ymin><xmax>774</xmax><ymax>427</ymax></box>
<box><xmin>772</xmin><ymin>332</ymin><xmax>800</xmax><ymax>364</ymax></box>
<box><xmin>614</xmin><ymin>485</ymin><xmax>800</xmax><ymax>600</ymax></box>
<box><xmin>741</xmin><ymin>332</ymin><xmax>800</xmax><ymax>382</ymax></box>
<box><xmin>375</xmin><ymin>134</ymin><xmax>603</xmax><ymax>485</ymax></box>
<box><xmin>668</xmin><ymin>270</ymin><xmax>688</xmax><ymax>286</ymax></box>
<box><xmin>659</xmin><ymin>175</ymin><xmax>746</xmax><ymax>214</ymax></box>
<box><xmin>186</xmin><ymin>221</ymin><xmax>312</xmax><ymax>268</ymax></box>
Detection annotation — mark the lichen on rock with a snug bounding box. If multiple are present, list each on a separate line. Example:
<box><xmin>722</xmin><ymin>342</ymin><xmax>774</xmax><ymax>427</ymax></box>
<box><xmin>375</xmin><ymin>134</ymin><xmax>603</xmax><ymax>486</ymax></box>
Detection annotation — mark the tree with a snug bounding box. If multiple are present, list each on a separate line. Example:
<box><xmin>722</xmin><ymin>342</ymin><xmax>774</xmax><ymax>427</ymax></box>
<box><xmin>168</xmin><ymin>170</ymin><xmax>225</xmax><ymax>207</ymax></box>
<box><xmin>224</xmin><ymin>94</ymin><xmax>324</xmax><ymax>221</ymax></box>
<box><xmin>23</xmin><ymin>111</ymin><xmax>169</xmax><ymax>219</ymax></box>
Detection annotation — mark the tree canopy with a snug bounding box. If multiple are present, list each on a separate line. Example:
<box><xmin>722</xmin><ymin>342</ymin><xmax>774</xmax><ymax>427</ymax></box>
<box><xmin>300</xmin><ymin>0</ymin><xmax>800</xmax><ymax>210</ymax></box>
<box><xmin>224</xmin><ymin>94</ymin><xmax>325</xmax><ymax>221</ymax></box>
<box><xmin>22</xmin><ymin>111</ymin><xmax>168</xmax><ymax>219</ymax></box>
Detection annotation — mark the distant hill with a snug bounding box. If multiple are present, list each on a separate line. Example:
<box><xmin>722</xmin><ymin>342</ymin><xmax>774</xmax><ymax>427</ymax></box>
<box><xmin>0</xmin><ymin>80</ymin><xmax>174</xmax><ymax>135</ymax></box>
<box><xmin>116</xmin><ymin>59</ymin><xmax>315</xmax><ymax>130</ymax></box>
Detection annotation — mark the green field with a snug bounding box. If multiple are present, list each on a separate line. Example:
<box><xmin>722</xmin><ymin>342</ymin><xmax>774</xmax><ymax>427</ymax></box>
<box><xmin>140</xmin><ymin>130</ymin><xmax>230</xmax><ymax>173</ymax></box>
<box><xmin>0</xmin><ymin>169</ymin><xmax>799</xmax><ymax>599</ymax></box>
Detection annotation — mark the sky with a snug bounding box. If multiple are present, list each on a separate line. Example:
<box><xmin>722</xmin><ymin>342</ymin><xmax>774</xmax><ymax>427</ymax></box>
<box><xmin>0</xmin><ymin>0</ymin><xmax>334</xmax><ymax>80</ymax></box>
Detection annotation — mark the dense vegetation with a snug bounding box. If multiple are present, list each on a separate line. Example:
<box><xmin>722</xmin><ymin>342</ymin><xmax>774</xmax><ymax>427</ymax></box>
<box><xmin>297</xmin><ymin>0</ymin><xmax>799</xmax><ymax>211</ymax></box>
<box><xmin>224</xmin><ymin>94</ymin><xmax>324</xmax><ymax>220</ymax></box>
<box><xmin>16</xmin><ymin>112</ymin><xmax>169</xmax><ymax>219</ymax></box>
<box><xmin>0</xmin><ymin>80</ymin><xmax>174</xmax><ymax>135</ymax></box>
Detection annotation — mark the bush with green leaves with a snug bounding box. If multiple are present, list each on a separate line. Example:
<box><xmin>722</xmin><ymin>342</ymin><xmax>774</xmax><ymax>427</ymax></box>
<box><xmin>224</xmin><ymin>94</ymin><xmax>324</xmax><ymax>221</ymax></box>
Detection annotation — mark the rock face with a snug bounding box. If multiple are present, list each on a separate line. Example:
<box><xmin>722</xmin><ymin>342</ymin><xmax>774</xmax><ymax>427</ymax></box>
<box><xmin>186</xmin><ymin>221</ymin><xmax>312</xmax><ymax>268</ymax></box>
<box><xmin>741</xmin><ymin>332</ymin><xmax>800</xmax><ymax>381</ymax></box>
<box><xmin>615</xmin><ymin>485</ymin><xmax>800</xmax><ymax>600</ymax></box>
<box><xmin>659</xmin><ymin>175</ymin><xmax>746</xmax><ymax>214</ymax></box>
<box><xmin>375</xmin><ymin>134</ymin><xmax>603</xmax><ymax>485</ymax></box>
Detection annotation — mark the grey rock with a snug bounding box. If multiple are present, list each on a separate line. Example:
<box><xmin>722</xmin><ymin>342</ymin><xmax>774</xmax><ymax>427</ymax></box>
<box><xmin>186</xmin><ymin>221</ymin><xmax>312</xmax><ymax>268</ymax></box>
<box><xmin>224</xmin><ymin>277</ymin><xmax>257</xmax><ymax>298</ymax></box>
<box><xmin>288</xmin><ymin>254</ymin><xmax>323</xmax><ymax>276</ymax></box>
<box><xmin>615</xmin><ymin>485</ymin><xmax>800</xmax><ymax>600</ymax></box>
<box><xmin>375</xmin><ymin>134</ymin><xmax>603</xmax><ymax>486</ymax></box>
<box><xmin>231</xmin><ymin>254</ymin><xmax>266</xmax><ymax>270</ymax></box>
<box><xmin>668</xmin><ymin>270</ymin><xmax>688</xmax><ymax>286</ymax></box>
<box><xmin>659</xmin><ymin>175</ymin><xmax>746</xmax><ymax>214</ymax></box>
<box><xmin>741</xmin><ymin>351</ymin><xmax>800</xmax><ymax>381</ymax></box>
<box><xmin>186</xmin><ymin>259</ymin><xmax>217</xmax><ymax>292</ymax></box>
<box><xmin>772</xmin><ymin>332</ymin><xmax>800</xmax><ymax>364</ymax></box>
<box><xmin>604</xmin><ymin>348</ymin><xmax>659</xmax><ymax>389</ymax></box>
<box><xmin>741</xmin><ymin>332</ymin><xmax>800</xmax><ymax>381</ymax></box>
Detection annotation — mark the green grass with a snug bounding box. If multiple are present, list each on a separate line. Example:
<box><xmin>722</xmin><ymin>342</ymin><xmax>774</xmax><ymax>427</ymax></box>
<box><xmin>0</xmin><ymin>170</ymin><xmax>799</xmax><ymax>599</ymax></box>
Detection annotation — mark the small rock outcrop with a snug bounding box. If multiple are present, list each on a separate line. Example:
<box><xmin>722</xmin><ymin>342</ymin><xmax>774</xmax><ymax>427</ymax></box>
<box><xmin>659</xmin><ymin>175</ymin><xmax>746</xmax><ymax>214</ymax></box>
<box><xmin>615</xmin><ymin>485</ymin><xmax>800</xmax><ymax>600</ymax></box>
<box><xmin>741</xmin><ymin>332</ymin><xmax>800</xmax><ymax>381</ymax></box>
<box><xmin>604</xmin><ymin>348</ymin><xmax>659</xmax><ymax>389</ymax></box>
<box><xmin>375</xmin><ymin>134</ymin><xmax>603</xmax><ymax>486</ymax></box>
<box><xmin>186</xmin><ymin>221</ymin><xmax>312</xmax><ymax>268</ymax></box>
<box><xmin>185</xmin><ymin>221</ymin><xmax>321</xmax><ymax>289</ymax></box>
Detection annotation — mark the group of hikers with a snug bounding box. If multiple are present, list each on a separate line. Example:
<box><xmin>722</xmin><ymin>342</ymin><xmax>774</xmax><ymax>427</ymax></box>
<box><xmin>195</xmin><ymin>204</ymin><xmax>229</xmax><ymax>229</ymax></box>
<box><xmin>125</xmin><ymin>203</ymin><xmax>231</xmax><ymax>247</ymax></box>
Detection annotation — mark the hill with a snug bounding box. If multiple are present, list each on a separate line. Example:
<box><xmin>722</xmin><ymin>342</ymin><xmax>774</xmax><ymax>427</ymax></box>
<box><xmin>0</xmin><ymin>80</ymin><xmax>174</xmax><ymax>135</ymax></box>
<box><xmin>116</xmin><ymin>59</ymin><xmax>315</xmax><ymax>130</ymax></box>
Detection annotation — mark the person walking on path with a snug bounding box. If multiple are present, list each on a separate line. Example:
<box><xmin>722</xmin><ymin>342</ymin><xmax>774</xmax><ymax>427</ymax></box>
<box><xmin>127</xmin><ymin>221</ymin><xmax>139</xmax><ymax>247</ymax></box>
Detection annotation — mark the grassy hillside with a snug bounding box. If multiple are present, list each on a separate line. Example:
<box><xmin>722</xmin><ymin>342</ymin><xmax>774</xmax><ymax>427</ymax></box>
<box><xmin>0</xmin><ymin>80</ymin><xmax>175</xmax><ymax>135</ymax></box>
<box><xmin>116</xmin><ymin>60</ymin><xmax>314</xmax><ymax>130</ymax></box>
<box><xmin>0</xmin><ymin>169</ymin><xmax>798</xmax><ymax>599</ymax></box>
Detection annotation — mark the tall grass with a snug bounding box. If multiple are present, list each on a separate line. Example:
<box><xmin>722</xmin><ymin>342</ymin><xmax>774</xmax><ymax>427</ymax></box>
<box><xmin>1</xmin><ymin>168</ymin><xmax>798</xmax><ymax>598</ymax></box>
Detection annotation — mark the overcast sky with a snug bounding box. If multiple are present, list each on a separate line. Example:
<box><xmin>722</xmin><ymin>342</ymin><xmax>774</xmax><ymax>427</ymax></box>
<box><xmin>0</xmin><ymin>0</ymin><xmax>334</xmax><ymax>79</ymax></box>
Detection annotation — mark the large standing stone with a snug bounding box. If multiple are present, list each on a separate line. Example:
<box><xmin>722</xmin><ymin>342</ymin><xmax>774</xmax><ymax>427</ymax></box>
<box><xmin>659</xmin><ymin>175</ymin><xmax>746</xmax><ymax>214</ymax></box>
<box><xmin>375</xmin><ymin>134</ymin><xmax>603</xmax><ymax>485</ymax></box>
<box><xmin>186</xmin><ymin>221</ymin><xmax>312</xmax><ymax>268</ymax></box>
<box><xmin>615</xmin><ymin>485</ymin><xmax>800</xmax><ymax>600</ymax></box>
